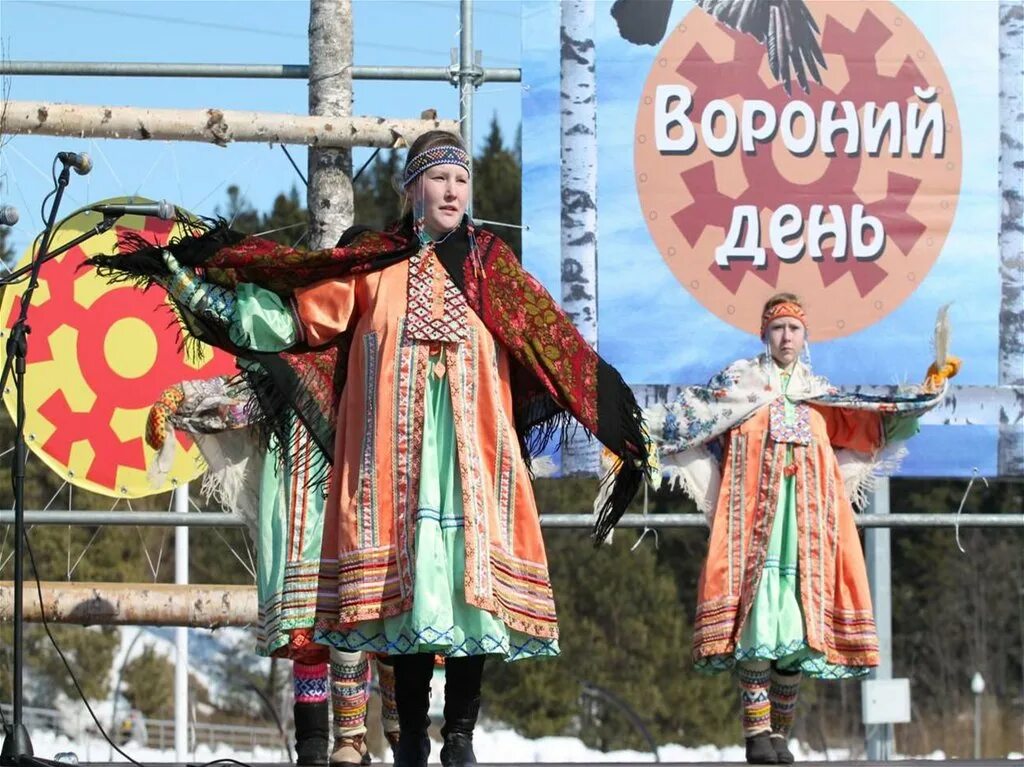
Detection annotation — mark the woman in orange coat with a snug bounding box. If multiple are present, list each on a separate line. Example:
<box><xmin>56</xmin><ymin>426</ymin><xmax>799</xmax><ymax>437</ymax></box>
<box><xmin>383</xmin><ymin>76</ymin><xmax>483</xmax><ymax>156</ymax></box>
<box><xmin>649</xmin><ymin>293</ymin><xmax>957</xmax><ymax>764</ymax></box>
<box><xmin>89</xmin><ymin>130</ymin><xmax>649</xmax><ymax>767</ymax></box>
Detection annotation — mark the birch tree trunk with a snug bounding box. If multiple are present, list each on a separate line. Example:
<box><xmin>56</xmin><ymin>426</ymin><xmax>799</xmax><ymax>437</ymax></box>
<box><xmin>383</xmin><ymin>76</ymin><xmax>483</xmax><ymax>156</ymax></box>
<box><xmin>998</xmin><ymin>1</ymin><xmax>1023</xmax><ymax>476</ymax></box>
<box><xmin>560</xmin><ymin>0</ymin><xmax>600</xmax><ymax>476</ymax></box>
<box><xmin>308</xmin><ymin>0</ymin><xmax>354</xmax><ymax>248</ymax></box>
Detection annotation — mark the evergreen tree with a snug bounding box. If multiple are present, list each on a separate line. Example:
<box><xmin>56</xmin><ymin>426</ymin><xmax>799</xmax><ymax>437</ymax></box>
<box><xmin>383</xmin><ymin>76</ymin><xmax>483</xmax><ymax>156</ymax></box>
<box><xmin>888</xmin><ymin>478</ymin><xmax>1023</xmax><ymax>757</ymax></box>
<box><xmin>2</xmin><ymin>160</ymin><xmax>1021</xmax><ymax>752</ymax></box>
<box><xmin>216</xmin><ymin>185</ymin><xmax>260</xmax><ymax>234</ymax></box>
<box><xmin>482</xmin><ymin>478</ymin><xmax>735</xmax><ymax>751</ymax></box>
<box><xmin>354</xmin><ymin>150</ymin><xmax>402</xmax><ymax>229</ymax></box>
<box><xmin>0</xmin><ymin>218</ymin><xmax>12</xmax><ymax>266</ymax></box>
<box><xmin>261</xmin><ymin>186</ymin><xmax>308</xmax><ymax>246</ymax></box>
<box><xmin>0</xmin><ymin>181</ymin><xmax>14</xmax><ymax>267</ymax></box>
<box><xmin>28</xmin><ymin>625</ymin><xmax>118</xmax><ymax>702</ymax></box>
<box><xmin>473</xmin><ymin>116</ymin><xmax>522</xmax><ymax>256</ymax></box>
<box><xmin>122</xmin><ymin>646</ymin><xmax>176</xmax><ymax>718</ymax></box>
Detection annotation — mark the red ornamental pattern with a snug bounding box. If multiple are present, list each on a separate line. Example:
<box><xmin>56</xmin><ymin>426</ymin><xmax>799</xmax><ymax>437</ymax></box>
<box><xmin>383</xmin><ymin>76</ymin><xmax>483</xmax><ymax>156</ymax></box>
<box><xmin>4</xmin><ymin>215</ymin><xmax>236</xmax><ymax>494</ymax></box>
<box><xmin>635</xmin><ymin>1</ymin><xmax>961</xmax><ymax>340</ymax></box>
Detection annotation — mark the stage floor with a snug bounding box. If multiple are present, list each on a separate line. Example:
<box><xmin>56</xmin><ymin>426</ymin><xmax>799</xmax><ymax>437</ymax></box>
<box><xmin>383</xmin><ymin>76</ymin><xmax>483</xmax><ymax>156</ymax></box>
<box><xmin>70</xmin><ymin>757</ymin><xmax>1015</xmax><ymax>761</ymax></box>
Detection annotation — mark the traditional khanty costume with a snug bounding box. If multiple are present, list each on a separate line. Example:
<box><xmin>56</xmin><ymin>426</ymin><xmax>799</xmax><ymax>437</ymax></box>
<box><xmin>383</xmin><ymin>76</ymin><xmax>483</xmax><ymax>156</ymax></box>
<box><xmin>148</xmin><ymin>374</ymin><xmax>400</xmax><ymax>764</ymax></box>
<box><xmin>643</xmin><ymin>300</ymin><xmax>958</xmax><ymax>762</ymax></box>
<box><xmin>92</xmin><ymin>142</ymin><xmax>648</xmax><ymax>764</ymax></box>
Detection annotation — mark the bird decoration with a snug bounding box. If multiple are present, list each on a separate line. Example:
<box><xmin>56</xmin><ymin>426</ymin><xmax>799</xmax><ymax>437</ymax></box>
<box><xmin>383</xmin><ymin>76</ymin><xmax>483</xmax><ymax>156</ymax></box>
<box><xmin>610</xmin><ymin>0</ymin><xmax>828</xmax><ymax>95</ymax></box>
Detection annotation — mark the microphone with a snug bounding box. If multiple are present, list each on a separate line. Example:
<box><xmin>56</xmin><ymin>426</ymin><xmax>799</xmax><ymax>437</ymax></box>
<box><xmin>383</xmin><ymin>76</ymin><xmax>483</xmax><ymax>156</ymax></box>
<box><xmin>90</xmin><ymin>200</ymin><xmax>177</xmax><ymax>221</ymax></box>
<box><xmin>57</xmin><ymin>151</ymin><xmax>93</xmax><ymax>176</ymax></box>
<box><xmin>0</xmin><ymin>206</ymin><xmax>18</xmax><ymax>226</ymax></box>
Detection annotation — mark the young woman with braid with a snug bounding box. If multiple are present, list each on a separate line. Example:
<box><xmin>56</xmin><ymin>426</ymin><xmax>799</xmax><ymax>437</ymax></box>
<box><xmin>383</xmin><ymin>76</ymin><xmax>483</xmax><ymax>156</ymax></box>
<box><xmin>646</xmin><ymin>293</ymin><xmax>959</xmax><ymax>764</ymax></box>
<box><xmin>94</xmin><ymin>130</ymin><xmax>649</xmax><ymax>767</ymax></box>
<box><xmin>146</xmin><ymin>376</ymin><xmax>399</xmax><ymax>765</ymax></box>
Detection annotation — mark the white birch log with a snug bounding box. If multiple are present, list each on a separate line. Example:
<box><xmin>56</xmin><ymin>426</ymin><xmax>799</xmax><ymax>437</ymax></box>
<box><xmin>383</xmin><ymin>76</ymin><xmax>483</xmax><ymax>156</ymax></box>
<box><xmin>1</xmin><ymin>101</ymin><xmax>455</xmax><ymax>148</ymax></box>
<box><xmin>0</xmin><ymin>582</ymin><xmax>257</xmax><ymax>628</ymax></box>
<box><xmin>998</xmin><ymin>1</ymin><xmax>1024</xmax><ymax>475</ymax></box>
<box><xmin>307</xmin><ymin>0</ymin><xmax>354</xmax><ymax>247</ymax></box>
<box><xmin>560</xmin><ymin>0</ymin><xmax>601</xmax><ymax>476</ymax></box>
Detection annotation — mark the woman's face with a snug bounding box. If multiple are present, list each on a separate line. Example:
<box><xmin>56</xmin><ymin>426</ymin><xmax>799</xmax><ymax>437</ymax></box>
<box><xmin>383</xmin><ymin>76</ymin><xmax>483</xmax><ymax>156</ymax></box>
<box><xmin>765</xmin><ymin>316</ymin><xmax>806</xmax><ymax>367</ymax></box>
<box><xmin>415</xmin><ymin>162</ymin><xmax>470</xmax><ymax>238</ymax></box>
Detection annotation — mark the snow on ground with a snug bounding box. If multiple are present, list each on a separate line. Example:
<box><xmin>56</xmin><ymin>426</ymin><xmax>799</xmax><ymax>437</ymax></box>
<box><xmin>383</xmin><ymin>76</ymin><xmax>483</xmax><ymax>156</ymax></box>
<box><xmin>16</xmin><ymin>628</ymin><xmax>970</xmax><ymax>763</ymax></box>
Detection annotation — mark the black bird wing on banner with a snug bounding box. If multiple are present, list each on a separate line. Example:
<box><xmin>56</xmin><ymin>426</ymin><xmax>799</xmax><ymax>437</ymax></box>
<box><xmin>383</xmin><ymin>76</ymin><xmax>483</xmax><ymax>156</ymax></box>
<box><xmin>610</xmin><ymin>0</ymin><xmax>827</xmax><ymax>95</ymax></box>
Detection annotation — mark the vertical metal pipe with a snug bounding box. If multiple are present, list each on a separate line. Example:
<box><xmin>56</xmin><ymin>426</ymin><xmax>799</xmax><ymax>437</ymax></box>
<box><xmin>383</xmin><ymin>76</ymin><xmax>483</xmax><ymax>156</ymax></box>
<box><xmin>174</xmin><ymin>484</ymin><xmax>190</xmax><ymax>761</ymax></box>
<box><xmin>459</xmin><ymin>0</ymin><xmax>474</xmax><ymax>176</ymax></box>
<box><xmin>864</xmin><ymin>476</ymin><xmax>894</xmax><ymax>760</ymax></box>
<box><xmin>971</xmin><ymin>672</ymin><xmax>986</xmax><ymax>759</ymax></box>
<box><xmin>974</xmin><ymin>691</ymin><xmax>982</xmax><ymax>759</ymax></box>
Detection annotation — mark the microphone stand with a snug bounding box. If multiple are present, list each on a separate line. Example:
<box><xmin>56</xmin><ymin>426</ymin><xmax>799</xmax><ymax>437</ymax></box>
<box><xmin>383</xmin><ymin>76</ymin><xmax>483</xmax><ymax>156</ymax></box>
<box><xmin>1</xmin><ymin>161</ymin><xmax>87</xmax><ymax>767</ymax></box>
<box><xmin>0</xmin><ymin>214</ymin><xmax>120</xmax><ymax>286</ymax></box>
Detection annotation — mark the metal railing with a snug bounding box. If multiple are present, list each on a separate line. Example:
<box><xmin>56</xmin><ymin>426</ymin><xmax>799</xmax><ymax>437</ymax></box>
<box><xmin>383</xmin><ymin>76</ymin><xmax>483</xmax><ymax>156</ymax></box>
<box><xmin>2</xmin><ymin>510</ymin><xmax>1021</xmax><ymax>528</ymax></box>
<box><xmin>0</xmin><ymin>703</ymin><xmax>287</xmax><ymax>757</ymax></box>
<box><xmin>143</xmin><ymin>717</ymin><xmax>286</xmax><ymax>755</ymax></box>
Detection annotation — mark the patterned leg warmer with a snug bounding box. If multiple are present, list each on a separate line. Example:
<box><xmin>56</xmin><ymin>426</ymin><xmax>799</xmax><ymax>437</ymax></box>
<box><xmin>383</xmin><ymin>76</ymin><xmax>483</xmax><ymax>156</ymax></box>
<box><xmin>330</xmin><ymin>649</ymin><xmax>369</xmax><ymax>738</ymax></box>
<box><xmin>294</xmin><ymin>661</ymin><xmax>329</xmax><ymax>704</ymax></box>
<box><xmin>738</xmin><ymin>661</ymin><xmax>772</xmax><ymax>738</ymax></box>
<box><xmin>769</xmin><ymin>668</ymin><xmax>802</xmax><ymax>737</ymax></box>
<box><xmin>375</xmin><ymin>658</ymin><xmax>401</xmax><ymax>740</ymax></box>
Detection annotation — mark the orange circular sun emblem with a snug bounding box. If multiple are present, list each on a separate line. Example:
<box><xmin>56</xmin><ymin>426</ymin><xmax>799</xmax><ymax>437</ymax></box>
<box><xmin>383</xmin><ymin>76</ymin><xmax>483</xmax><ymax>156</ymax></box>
<box><xmin>634</xmin><ymin>1</ymin><xmax>961</xmax><ymax>339</ymax></box>
<box><xmin>0</xmin><ymin>199</ymin><xmax>237</xmax><ymax>497</ymax></box>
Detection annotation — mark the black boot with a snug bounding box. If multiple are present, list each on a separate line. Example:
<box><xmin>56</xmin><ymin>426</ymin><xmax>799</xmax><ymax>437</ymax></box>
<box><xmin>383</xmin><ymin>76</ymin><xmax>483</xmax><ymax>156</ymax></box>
<box><xmin>771</xmin><ymin>734</ymin><xmax>795</xmax><ymax>764</ymax></box>
<box><xmin>745</xmin><ymin>731</ymin><xmax>779</xmax><ymax>765</ymax></box>
<box><xmin>392</xmin><ymin>653</ymin><xmax>435</xmax><ymax>767</ymax></box>
<box><xmin>439</xmin><ymin>655</ymin><xmax>484</xmax><ymax>767</ymax></box>
<box><xmin>294</xmin><ymin>701</ymin><xmax>330</xmax><ymax>766</ymax></box>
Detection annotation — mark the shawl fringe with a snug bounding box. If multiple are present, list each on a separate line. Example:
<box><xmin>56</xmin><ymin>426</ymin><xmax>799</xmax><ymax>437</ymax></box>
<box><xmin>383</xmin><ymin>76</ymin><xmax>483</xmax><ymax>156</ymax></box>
<box><xmin>661</xmin><ymin>445</ymin><xmax>721</xmax><ymax>524</ymax></box>
<box><xmin>238</xmin><ymin>358</ymin><xmax>335</xmax><ymax>488</ymax></box>
<box><xmin>592</xmin><ymin>390</ymin><xmax>649</xmax><ymax>544</ymax></box>
<box><xmin>838</xmin><ymin>443</ymin><xmax>909</xmax><ymax>511</ymax></box>
<box><xmin>85</xmin><ymin>215</ymin><xmax>242</xmax><ymax>284</ymax></box>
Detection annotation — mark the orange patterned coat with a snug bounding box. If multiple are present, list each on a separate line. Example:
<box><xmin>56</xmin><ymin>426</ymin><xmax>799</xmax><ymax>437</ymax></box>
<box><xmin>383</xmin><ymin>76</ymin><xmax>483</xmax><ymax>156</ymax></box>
<box><xmin>293</xmin><ymin>256</ymin><xmax>558</xmax><ymax>643</ymax></box>
<box><xmin>692</xmin><ymin>403</ymin><xmax>883</xmax><ymax>669</ymax></box>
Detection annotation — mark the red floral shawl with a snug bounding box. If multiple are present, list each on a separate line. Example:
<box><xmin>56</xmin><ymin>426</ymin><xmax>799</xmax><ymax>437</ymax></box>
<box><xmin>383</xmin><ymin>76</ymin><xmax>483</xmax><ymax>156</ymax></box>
<box><xmin>88</xmin><ymin>217</ymin><xmax>648</xmax><ymax>541</ymax></box>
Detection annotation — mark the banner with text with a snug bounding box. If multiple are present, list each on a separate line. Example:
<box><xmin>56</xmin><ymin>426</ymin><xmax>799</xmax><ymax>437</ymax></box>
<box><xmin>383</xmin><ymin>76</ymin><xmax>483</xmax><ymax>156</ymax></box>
<box><xmin>523</xmin><ymin>0</ymin><xmax>1005</xmax><ymax>476</ymax></box>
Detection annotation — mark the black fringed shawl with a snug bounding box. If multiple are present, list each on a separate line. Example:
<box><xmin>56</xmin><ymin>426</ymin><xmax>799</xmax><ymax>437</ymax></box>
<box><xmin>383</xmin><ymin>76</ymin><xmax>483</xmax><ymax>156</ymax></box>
<box><xmin>88</xmin><ymin>217</ymin><xmax>649</xmax><ymax>542</ymax></box>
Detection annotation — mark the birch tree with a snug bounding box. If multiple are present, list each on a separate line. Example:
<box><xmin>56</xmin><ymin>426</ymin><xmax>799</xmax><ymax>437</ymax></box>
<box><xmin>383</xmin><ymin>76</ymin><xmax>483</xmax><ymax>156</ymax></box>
<box><xmin>998</xmin><ymin>1</ymin><xmax>1023</xmax><ymax>476</ymax></box>
<box><xmin>560</xmin><ymin>0</ymin><xmax>600</xmax><ymax>475</ymax></box>
<box><xmin>308</xmin><ymin>0</ymin><xmax>354</xmax><ymax>248</ymax></box>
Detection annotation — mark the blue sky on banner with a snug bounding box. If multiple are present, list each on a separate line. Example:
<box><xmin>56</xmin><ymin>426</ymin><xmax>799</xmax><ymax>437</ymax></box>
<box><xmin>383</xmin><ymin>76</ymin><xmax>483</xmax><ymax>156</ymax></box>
<box><xmin>0</xmin><ymin>0</ymin><xmax>524</xmax><ymax>258</ymax></box>
<box><xmin>521</xmin><ymin>0</ymin><xmax>1001</xmax><ymax>477</ymax></box>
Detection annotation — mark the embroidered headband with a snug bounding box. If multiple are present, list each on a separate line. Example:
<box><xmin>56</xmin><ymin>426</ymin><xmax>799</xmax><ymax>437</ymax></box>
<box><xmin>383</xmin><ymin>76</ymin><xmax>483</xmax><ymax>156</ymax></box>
<box><xmin>402</xmin><ymin>144</ymin><xmax>471</xmax><ymax>188</ymax></box>
<box><xmin>760</xmin><ymin>301</ymin><xmax>808</xmax><ymax>336</ymax></box>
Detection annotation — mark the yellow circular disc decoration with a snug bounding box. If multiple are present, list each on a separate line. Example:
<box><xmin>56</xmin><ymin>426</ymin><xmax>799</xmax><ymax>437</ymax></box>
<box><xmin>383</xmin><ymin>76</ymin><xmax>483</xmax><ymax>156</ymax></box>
<box><xmin>0</xmin><ymin>197</ymin><xmax>238</xmax><ymax>497</ymax></box>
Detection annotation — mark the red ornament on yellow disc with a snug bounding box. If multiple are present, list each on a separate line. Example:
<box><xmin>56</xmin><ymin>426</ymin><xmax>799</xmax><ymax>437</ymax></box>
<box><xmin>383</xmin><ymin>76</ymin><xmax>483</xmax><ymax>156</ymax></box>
<box><xmin>0</xmin><ymin>198</ymin><xmax>237</xmax><ymax>498</ymax></box>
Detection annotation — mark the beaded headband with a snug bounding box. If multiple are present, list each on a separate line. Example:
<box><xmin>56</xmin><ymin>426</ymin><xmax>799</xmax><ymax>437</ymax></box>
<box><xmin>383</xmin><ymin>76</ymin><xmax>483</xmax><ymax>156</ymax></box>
<box><xmin>760</xmin><ymin>301</ymin><xmax>808</xmax><ymax>336</ymax></box>
<box><xmin>402</xmin><ymin>144</ymin><xmax>471</xmax><ymax>188</ymax></box>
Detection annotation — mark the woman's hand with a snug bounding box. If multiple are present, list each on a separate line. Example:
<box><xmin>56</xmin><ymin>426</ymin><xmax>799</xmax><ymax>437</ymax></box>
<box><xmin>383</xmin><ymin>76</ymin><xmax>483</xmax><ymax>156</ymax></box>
<box><xmin>923</xmin><ymin>355</ymin><xmax>962</xmax><ymax>394</ymax></box>
<box><xmin>146</xmin><ymin>384</ymin><xmax>186</xmax><ymax>451</ymax></box>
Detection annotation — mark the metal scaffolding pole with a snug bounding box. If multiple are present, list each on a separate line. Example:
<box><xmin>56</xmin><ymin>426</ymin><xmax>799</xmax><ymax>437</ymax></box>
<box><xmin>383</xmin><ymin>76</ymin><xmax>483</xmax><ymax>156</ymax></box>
<box><xmin>865</xmin><ymin>477</ymin><xmax>896</xmax><ymax>760</ymax></box>
<box><xmin>459</xmin><ymin>0</ymin><xmax>476</xmax><ymax>168</ymax></box>
<box><xmin>0</xmin><ymin>60</ymin><xmax>520</xmax><ymax>82</ymax></box>
<box><xmin>173</xmin><ymin>485</ymin><xmax>189</xmax><ymax>762</ymax></box>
